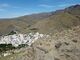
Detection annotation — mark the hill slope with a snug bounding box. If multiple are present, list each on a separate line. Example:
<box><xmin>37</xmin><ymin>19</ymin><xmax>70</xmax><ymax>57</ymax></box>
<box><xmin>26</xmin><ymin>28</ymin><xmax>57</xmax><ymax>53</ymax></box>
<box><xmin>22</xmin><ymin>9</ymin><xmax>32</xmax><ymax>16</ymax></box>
<box><xmin>31</xmin><ymin>12</ymin><xmax>80</xmax><ymax>34</ymax></box>
<box><xmin>0</xmin><ymin>4</ymin><xmax>80</xmax><ymax>35</ymax></box>
<box><xmin>0</xmin><ymin>24</ymin><xmax>80</xmax><ymax>60</ymax></box>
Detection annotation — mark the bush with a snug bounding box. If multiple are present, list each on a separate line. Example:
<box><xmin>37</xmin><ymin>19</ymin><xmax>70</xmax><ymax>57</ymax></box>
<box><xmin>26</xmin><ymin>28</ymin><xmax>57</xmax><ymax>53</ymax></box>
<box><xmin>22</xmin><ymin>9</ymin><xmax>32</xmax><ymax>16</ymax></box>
<box><xmin>17</xmin><ymin>44</ymin><xmax>28</xmax><ymax>49</ymax></box>
<box><xmin>0</xmin><ymin>44</ymin><xmax>16</xmax><ymax>52</ymax></box>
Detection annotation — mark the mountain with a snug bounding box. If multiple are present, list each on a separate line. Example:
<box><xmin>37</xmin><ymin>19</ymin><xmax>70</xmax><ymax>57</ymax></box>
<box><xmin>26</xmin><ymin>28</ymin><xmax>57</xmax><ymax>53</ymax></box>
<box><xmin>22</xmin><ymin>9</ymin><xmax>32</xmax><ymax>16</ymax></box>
<box><xmin>0</xmin><ymin>12</ymin><xmax>53</xmax><ymax>35</ymax></box>
<box><xmin>0</xmin><ymin>24</ymin><xmax>80</xmax><ymax>60</ymax></box>
<box><xmin>0</xmin><ymin>4</ymin><xmax>80</xmax><ymax>60</ymax></box>
<box><xmin>0</xmin><ymin>4</ymin><xmax>80</xmax><ymax>35</ymax></box>
<box><xmin>65</xmin><ymin>4</ymin><xmax>80</xmax><ymax>16</ymax></box>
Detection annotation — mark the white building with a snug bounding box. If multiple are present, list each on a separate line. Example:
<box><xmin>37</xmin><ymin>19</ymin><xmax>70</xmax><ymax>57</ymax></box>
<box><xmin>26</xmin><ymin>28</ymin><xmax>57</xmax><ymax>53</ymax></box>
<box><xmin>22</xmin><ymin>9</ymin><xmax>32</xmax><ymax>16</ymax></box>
<box><xmin>0</xmin><ymin>32</ymin><xmax>49</xmax><ymax>47</ymax></box>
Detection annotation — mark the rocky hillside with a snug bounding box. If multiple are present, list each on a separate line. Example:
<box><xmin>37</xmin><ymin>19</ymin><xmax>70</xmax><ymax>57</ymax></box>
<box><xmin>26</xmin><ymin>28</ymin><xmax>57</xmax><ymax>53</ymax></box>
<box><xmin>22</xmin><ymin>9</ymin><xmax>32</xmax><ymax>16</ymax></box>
<box><xmin>0</xmin><ymin>4</ymin><xmax>80</xmax><ymax>35</ymax></box>
<box><xmin>0</xmin><ymin>4</ymin><xmax>80</xmax><ymax>60</ymax></box>
<box><xmin>30</xmin><ymin>25</ymin><xmax>80</xmax><ymax>60</ymax></box>
<box><xmin>0</xmin><ymin>24</ymin><xmax>80</xmax><ymax>60</ymax></box>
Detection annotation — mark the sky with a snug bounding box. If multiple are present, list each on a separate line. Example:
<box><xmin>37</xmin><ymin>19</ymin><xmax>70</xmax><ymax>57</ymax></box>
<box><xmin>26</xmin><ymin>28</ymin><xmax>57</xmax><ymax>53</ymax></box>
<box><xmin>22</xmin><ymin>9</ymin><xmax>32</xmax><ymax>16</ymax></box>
<box><xmin>0</xmin><ymin>0</ymin><xmax>80</xmax><ymax>18</ymax></box>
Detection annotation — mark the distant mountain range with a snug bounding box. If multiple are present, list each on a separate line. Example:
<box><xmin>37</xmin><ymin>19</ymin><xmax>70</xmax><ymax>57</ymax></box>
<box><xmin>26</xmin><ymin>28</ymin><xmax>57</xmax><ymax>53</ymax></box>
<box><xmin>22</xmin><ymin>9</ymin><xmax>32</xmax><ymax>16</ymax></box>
<box><xmin>0</xmin><ymin>4</ymin><xmax>80</xmax><ymax>35</ymax></box>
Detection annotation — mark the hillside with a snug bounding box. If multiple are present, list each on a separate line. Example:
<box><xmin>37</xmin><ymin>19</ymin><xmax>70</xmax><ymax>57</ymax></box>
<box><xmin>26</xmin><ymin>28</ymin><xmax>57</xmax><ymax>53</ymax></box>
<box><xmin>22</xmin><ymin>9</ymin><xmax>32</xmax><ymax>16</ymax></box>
<box><xmin>0</xmin><ymin>24</ymin><xmax>80</xmax><ymax>60</ymax></box>
<box><xmin>0</xmin><ymin>4</ymin><xmax>80</xmax><ymax>60</ymax></box>
<box><xmin>0</xmin><ymin>4</ymin><xmax>80</xmax><ymax>35</ymax></box>
<box><xmin>0</xmin><ymin>12</ymin><xmax>52</xmax><ymax>35</ymax></box>
<box><xmin>31</xmin><ymin>12</ymin><xmax>80</xmax><ymax>34</ymax></box>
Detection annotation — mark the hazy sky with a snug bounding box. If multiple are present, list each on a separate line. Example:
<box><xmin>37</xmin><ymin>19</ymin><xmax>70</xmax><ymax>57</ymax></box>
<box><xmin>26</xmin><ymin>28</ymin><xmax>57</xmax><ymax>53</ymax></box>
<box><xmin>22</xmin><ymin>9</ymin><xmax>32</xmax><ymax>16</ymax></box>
<box><xmin>0</xmin><ymin>0</ymin><xmax>80</xmax><ymax>18</ymax></box>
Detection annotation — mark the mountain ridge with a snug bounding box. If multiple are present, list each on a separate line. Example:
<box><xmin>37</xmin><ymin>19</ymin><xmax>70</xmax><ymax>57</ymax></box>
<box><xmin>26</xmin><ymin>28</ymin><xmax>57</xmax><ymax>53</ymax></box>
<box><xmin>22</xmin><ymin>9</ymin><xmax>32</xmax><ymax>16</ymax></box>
<box><xmin>0</xmin><ymin>4</ymin><xmax>80</xmax><ymax>35</ymax></box>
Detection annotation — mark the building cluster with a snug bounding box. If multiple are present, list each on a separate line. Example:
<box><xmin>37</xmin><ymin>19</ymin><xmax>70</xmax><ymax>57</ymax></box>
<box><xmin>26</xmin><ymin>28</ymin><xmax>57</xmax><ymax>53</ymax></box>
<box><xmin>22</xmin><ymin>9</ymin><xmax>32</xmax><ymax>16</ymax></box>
<box><xmin>0</xmin><ymin>32</ymin><xmax>49</xmax><ymax>47</ymax></box>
